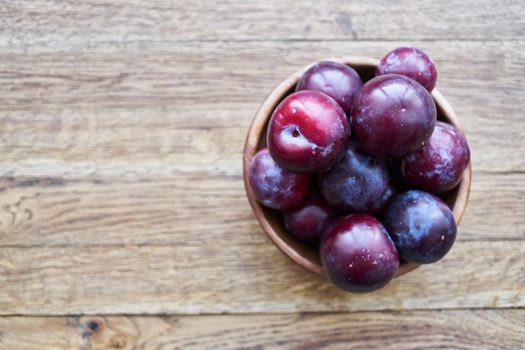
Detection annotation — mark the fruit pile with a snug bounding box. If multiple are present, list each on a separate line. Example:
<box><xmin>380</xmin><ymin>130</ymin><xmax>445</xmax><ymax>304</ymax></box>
<box><xmin>248</xmin><ymin>47</ymin><xmax>470</xmax><ymax>293</ymax></box>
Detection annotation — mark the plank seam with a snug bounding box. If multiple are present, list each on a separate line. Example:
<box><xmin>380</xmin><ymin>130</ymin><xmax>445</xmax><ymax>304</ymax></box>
<box><xmin>1</xmin><ymin>305</ymin><xmax>524</xmax><ymax>318</ymax></box>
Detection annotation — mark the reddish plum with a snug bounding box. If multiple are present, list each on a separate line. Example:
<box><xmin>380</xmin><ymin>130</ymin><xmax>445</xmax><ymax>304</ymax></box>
<box><xmin>382</xmin><ymin>190</ymin><xmax>456</xmax><ymax>264</ymax></box>
<box><xmin>283</xmin><ymin>191</ymin><xmax>336</xmax><ymax>246</ymax></box>
<box><xmin>376</xmin><ymin>47</ymin><xmax>438</xmax><ymax>92</ymax></box>
<box><xmin>248</xmin><ymin>148</ymin><xmax>309</xmax><ymax>209</ymax></box>
<box><xmin>296</xmin><ymin>61</ymin><xmax>363</xmax><ymax>116</ymax></box>
<box><xmin>351</xmin><ymin>74</ymin><xmax>436</xmax><ymax>158</ymax></box>
<box><xmin>267</xmin><ymin>90</ymin><xmax>350</xmax><ymax>173</ymax></box>
<box><xmin>317</xmin><ymin>142</ymin><xmax>392</xmax><ymax>213</ymax></box>
<box><xmin>401</xmin><ymin>121</ymin><xmax>470</xmax><ymax>193</ymax></box>
<box><xmin>320</xmin><ymin>214</ymin><xmax>399</xmax><ymax>293</ymax></box>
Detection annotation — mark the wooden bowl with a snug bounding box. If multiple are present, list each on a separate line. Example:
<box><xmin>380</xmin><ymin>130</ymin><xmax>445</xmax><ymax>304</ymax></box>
<box><xmin>243</xmin><ymin>56</ymin><xmax>471</xmax><ymax>278</ymax></box>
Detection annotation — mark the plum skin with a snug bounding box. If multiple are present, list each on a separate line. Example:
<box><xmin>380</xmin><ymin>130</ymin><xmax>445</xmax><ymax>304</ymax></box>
<box><xmin>283</xmin><ymin>191</ymin><xmax>336</xmax><ymax>246</ymax></box>
<box><xmin>401</xmin><ymin>121</ymin><xmax>470</xmax><ymax>193</ymax></box>
<box><xmin>296</xmin><ymin>60</ymin><xmax>363</xmax><ymax>116</ymax></box>
<box><xmin>317</xmin><ymin>142</ymin><xmax>393</xmax><ymax>213</ymax></box>
<box><xmin>351</xmin><ymin>74</ymin><xmax>436</xmax><ymax>159</ymax></box>
<box><xmin>320</xmin><ymin>213</ymin><xmax>399</xmax><ymax>293</ymax></box>
<box><xmin>376</xmin><ymin>46</ymin><xmax>438</xmax><ymax>92</ymax></box>
<box><xmin>267</xmin><ymin>90</ymin><xmax>350</xmax><ymax>173</ymax></box>
<box><xmin>382</xmin><ymin>190</ymin><xmax>457</xmax><ymax>264</ymax></box>
<box><xmin>248</xmin><ymin>148</ymin><xmax>309</xmax><ymax>210</ymax></box>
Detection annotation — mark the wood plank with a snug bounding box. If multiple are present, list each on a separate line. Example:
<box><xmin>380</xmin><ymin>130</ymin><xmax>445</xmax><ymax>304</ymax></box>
<box><xmin>0</xmin><ymin>310</ymin><xmax>524</xmax><ymax>349</ymax></box>
<box><xmin>0</xmin><ymin>241</ymin><xmax>523</xmax><ymax>315</ymax></box>
<box><xmin>1</xmin><ymin>41</ymin><xmax>524</xmax><ymax>172</ymax></box>
<box><xmin>459</xmin><ymin>172</ymin><xmax>525</xmax><ymax>241</ymax></box>
<box><xmin>1</xmin><ymin>0</ymin><xmax>524</xmax><ymax>46</ymax></box>
<box><xmin>0</xmin><ymin>170</ymin><xmax>522</xmax><ymax>247</ymax></box>
<box><xmin>0</xmin><ymin>173</ymin><xmax>262</xmax><ymax>247</ymax></box>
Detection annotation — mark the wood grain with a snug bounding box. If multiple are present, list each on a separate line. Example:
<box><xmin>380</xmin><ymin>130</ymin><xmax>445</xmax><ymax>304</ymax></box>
<box><xmin>0</xmin><ymin>1</ymin><xmax>524</xmax><ymax>347</ymax></box>
<box><xmin>0</xmin><ymin>241</ymin><xmax>523</xmax><ymax>315</ymax></box>
<box><xmin>0</xmin><ymin>310</ymin><xmax>524</xmax><ymax>349</ymax></box>
<box><xmin>1</xmin><ymin>0</ymin><xmax>524</xmax><ymax>46</ymax></box>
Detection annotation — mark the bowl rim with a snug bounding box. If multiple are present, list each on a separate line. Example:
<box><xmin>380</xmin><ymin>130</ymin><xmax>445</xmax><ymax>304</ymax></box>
<box><xmin>243</xmin><ymin>55</ymin><xmax>472</xmax><ymax>278</ymax></box>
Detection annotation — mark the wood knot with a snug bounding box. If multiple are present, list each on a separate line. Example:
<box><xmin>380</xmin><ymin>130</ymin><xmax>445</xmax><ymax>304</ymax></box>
<box><xmin>83</xmin><ymin>319</ymin><xmax>103</xmax><ymax>337</ymax></box>
<box><xmin>335</xmin><ymin>12</ymin><xmax>358</xmax><ymax>39</ymax></box>
<box><xmin>89</xmin><ymin>320</ymin><xmax>100</xmax><ymax>331</ymax></box>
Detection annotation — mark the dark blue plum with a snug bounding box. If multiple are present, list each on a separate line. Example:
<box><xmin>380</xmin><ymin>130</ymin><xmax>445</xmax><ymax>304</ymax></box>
<box><xmin>317</xmin><ymin>142</ymin><xmax>392</xmax><ymax>213</ymax></box>
<box><xmin>382</xmin><ymin>190</ymin><xmax>456</xmax><ymax>264</ymax></box>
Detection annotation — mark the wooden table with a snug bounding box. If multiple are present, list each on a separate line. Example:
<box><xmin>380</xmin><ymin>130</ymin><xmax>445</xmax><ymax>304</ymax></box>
<box><xmin>0</xmin><ymin>1</ymin><xmax>524</xmax><ymax>349</ymax></box>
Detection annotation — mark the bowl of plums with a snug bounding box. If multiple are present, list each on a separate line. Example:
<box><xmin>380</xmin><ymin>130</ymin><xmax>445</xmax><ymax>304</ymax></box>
<box><xmin>243</xmin><ymin>47</ymin><xmax>471</xmax><ymax>293</ymax></box>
